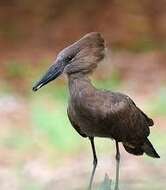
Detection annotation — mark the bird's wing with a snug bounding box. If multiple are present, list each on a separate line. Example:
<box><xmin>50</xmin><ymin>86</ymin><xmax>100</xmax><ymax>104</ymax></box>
<box><xmin>100</xmin><ymin>92</ymin><xmax>151</xmax><ymax>143</ymax></box>
<box><xmin>130</xmin><ymin>98</ymin><xmax>154</xmax><ymax>126</ymax></box>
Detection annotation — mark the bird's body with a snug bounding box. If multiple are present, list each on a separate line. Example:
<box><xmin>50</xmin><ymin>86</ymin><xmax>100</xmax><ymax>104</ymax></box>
<box><xmin>67</xmin><ymin>73</ymin><xmax>156</xmax><ymax>156</ymax></box>
<box><xmin>33</xmin><ymin>32</ymin><xmax>160</xmax><ymax>190</ymax></box>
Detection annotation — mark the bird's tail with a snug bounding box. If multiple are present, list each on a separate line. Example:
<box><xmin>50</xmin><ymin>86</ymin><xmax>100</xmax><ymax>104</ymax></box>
<box><xmin>123</xmin><ymin>139</ymin><xmax>160</xmax><ymax>158</ymax></box>
<box><xmin>142</xmin><ymin>138</ymin><xmax>160</xmax><ymax>158</ymax></box>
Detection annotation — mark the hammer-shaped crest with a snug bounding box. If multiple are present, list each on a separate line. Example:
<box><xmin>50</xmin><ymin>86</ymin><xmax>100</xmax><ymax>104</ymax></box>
<box><xmin>60</xmin><ymin>32</ymin><xmax>105</xmax><ymax>74</ymax></box>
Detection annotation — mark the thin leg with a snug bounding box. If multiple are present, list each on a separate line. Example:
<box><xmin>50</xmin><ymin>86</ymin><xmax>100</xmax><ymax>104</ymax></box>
<box><xmin>88</xmin><ymin>137</ymin><xmax>98</xmax><ymax>190</ymax></box>
<box><xmin>114</xmin><ymin>140</ymin><xmax>120</xmax><ymax>190</ymax></box>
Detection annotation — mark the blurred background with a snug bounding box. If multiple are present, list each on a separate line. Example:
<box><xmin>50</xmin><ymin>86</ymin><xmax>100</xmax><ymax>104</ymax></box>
<box><xmin>0</xmin><ymin>0</ymin><xmax>166</xmax><ymax>189</ymax></box>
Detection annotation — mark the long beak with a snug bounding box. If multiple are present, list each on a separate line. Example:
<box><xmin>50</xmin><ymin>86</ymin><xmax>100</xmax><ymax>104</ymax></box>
<box><xmin>32</xmin><ymin>60</ymin><xmax>65</xmax><ymax>91</ymax></box>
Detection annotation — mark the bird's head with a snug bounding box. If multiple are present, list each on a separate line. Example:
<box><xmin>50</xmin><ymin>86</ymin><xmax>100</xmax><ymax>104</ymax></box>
<box><xmin>32</xmin><ymin>32</ymin><xmax>105</xmax><ymax>91</ymax></box>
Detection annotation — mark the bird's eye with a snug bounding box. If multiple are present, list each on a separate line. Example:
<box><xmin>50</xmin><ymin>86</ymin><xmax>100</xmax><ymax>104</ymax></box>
<box><xmin>65</xmin><ymin>55</ymin><xmax>74</xmax><ymax>62</ymax></box>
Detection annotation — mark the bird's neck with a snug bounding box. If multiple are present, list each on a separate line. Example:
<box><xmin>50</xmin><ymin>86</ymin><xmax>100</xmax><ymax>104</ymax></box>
<box><xmin>68</xmin><ymin>73</ymin><xmax>95</xmax><ymax>98</ymax></box>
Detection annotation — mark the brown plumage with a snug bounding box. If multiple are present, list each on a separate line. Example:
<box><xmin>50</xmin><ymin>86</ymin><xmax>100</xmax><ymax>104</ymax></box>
<box><xmin>32</xmin><ymin>32</ymin><xmax>160</xmax><ymax>190</ymax></box>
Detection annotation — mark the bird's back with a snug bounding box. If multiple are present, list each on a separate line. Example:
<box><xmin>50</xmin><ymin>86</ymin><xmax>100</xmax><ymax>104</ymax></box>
<box><xmin>68</xmin><ymin>89</ymin><xmax>153</xmax><ymax>144</ymax></box>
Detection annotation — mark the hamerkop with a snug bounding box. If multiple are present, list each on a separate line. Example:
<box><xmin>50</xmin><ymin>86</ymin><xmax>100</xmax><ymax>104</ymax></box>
<box><xmin>32</xmin><ymin>32</ymin><xmax>160</xmax><ymax>190</ymax></box>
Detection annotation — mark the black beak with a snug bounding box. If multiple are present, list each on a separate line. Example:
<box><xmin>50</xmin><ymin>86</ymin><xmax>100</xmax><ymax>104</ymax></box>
<box><xmin>32</xmin><ymin>60</ymin><xmax>65</xmax><ymax>91</ymax></box>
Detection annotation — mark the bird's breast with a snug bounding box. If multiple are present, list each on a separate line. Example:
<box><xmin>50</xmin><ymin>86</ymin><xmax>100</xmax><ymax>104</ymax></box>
<box><xmin>68</xmin><ymin>99</ymin><xmax>115</xmax><ymax>138</ymax></box>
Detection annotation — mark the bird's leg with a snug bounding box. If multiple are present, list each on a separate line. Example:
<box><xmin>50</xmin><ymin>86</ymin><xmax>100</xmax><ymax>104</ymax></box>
<box><xmin>114</xmin><ymin>140</ymin><xmax>120</xmax><ymax>190</ymax></box>
<box><xmin>88</xmin><ymin>137</ymin><xmax>98</xmax><ymax>190</ymax></box>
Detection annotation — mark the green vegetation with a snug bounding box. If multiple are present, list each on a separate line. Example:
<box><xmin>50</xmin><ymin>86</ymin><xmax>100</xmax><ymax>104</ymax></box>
<box><xmin>31</xmin><ymin>97</ymin><xmax>81</xmax><ymax>152</ymax></box>
<box><xmin>5</xmin><ymin>61</ymin><xmax>29</xmax><ymax>79</ymax></box>
<box><xmin>112</xmin><ymin>39</ymin><xmax>162</xmax><ymax>53</ymax></box>
<box><xmin>93</xmin><ymin>71</ymin><xmax>122</xmax><ymax>90</ymax></box>
<box><xmin>150</xmin><ymin>88</ymin><xmax>166</xmax><ymax>116</ymax></box>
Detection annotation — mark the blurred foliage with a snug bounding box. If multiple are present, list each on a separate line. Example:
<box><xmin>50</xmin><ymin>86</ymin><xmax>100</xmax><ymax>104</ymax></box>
<box><xmin>0</xmin><ymin>0</ymin><xmax>166</xmax><ymax>94</ymax></box>
<box><xmin>1</xmin><ymin>0</ymin><xmax>166</xmax><ymax>50</ymax></box>
<box><xmin>5</xmin><ymin>61</ymin><xmax>30</xmax><ymax>79</ymax></box>
<box><xmin>31</xmin><ymin>99</ymin><xmax>81</xmax><ymax>152</ymax></box>
<box><xmin>93</xmin><ymin>70</ymin><xmax>122</xmax><ymax>90</ymax></box>
<box><xmin>150</xmin><ymin>88</ymin><xmax>166</xmax><ymax>116</ymax></box>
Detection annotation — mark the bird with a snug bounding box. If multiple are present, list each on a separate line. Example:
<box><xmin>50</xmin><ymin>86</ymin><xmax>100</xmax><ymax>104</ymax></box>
<box><xmin>32</xmin><ymin>32</ymin><xmax>160</xmax><ymax>190</ymax></box>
